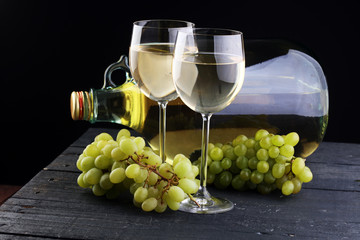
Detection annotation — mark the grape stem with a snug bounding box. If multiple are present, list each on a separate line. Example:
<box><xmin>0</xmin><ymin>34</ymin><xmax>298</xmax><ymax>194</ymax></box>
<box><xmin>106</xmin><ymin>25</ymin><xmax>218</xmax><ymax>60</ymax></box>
<box><xmin>126</xmin><ymin>153</ymin><xmax>200</xmax><ymax>207</ymax></box>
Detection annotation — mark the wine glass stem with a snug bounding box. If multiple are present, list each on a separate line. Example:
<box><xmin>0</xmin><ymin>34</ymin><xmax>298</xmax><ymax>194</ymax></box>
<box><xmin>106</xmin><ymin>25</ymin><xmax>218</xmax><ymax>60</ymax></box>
<box><xmin>199</xmin><ymin>113</ymin><xmax>213</xmax><ymax>190</ymax></box>
<box><xmin>158</xmin><ymin>101</ymin><xmax>168</xmax><ymax>162</ymax></box>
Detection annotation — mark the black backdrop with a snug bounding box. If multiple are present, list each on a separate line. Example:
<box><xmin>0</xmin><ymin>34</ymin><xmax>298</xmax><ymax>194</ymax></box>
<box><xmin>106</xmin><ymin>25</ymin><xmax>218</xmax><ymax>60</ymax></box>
<box><xmin>1</xmin><ymin>0</ymin><xmax>359</xmax><ymax>185</ymax></box>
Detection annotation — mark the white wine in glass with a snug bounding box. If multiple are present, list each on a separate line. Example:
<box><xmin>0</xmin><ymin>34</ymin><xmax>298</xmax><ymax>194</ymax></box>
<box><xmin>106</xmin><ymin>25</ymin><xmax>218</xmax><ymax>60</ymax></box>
<box><xmin>129</xmin><ymin>20</ymin><xmax>194</xmax><ymax>162</ymax></box>
<box><xmin>173</xmin><ymin>28</ymin><xmax>245</xmax><ymax>214</ymax></box>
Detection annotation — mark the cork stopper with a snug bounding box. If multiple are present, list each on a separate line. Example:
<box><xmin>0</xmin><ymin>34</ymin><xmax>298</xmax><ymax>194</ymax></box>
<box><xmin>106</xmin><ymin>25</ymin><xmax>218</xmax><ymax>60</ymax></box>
<box><xmin>70</xmin><ymin>91</ymin><xmax>92</xmax><ymax>121</ymax></box>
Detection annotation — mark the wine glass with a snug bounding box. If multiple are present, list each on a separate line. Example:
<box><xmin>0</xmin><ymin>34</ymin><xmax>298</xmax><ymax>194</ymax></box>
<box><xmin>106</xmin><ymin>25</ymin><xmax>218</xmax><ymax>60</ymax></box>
<box><xmin>172</xmin><ymin>28</ymin><xmax>245</xmax><ymax>213</ymax></box>
<box><xmin>129</xmin><ymin>20</ymin><xmax>194</xmax><ymax>162</ymax></box>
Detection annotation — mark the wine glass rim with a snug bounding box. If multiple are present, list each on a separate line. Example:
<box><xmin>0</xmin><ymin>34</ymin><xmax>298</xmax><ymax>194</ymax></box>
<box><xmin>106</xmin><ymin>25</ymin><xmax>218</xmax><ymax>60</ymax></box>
<box><xmin>133</xmin><ymin>19</ymin><xmax>195</xmax><ymax>28</ymax></box>
<box><xmin>185</xmin><ymin>28</ymin><xmax>243</xmax><ymax>36</ymax></box>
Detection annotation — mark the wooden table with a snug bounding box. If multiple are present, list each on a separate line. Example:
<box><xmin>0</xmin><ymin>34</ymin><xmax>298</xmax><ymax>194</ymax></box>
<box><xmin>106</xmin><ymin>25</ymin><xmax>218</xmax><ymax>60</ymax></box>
<box><xmin>0</xmin><ymin>128</ymin><xmax>359</xmax><ymax>239</ymax></box>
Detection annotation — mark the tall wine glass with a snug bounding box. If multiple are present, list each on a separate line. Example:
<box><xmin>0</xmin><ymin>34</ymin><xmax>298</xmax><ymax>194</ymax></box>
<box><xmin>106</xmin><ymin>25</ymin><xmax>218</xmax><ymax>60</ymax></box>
<box><xmin>173</xmin><ymin>28</ymin><xmax>245</xmax><ymax>213</ymax></box>
<box><xmin>129</xmin><ymin>20</ymin><xmax>194</xmax><ymax>162</ymax></box>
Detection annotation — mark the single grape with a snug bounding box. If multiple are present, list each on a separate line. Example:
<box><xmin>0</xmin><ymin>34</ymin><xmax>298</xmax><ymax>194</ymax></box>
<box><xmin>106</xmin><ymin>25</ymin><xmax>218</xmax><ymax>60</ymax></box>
<box><xmin>84</xmin><ymin>168</ymin><xmax>103</xmax><ymax>185</ymax></box>
<box><xmin>232</xmin><ymin>134</ymin><xmax>248</xmax><ymax>146</ymax></box>
<box><xmin>259</xmin><ymin>136</ymin><xmax>272</xmax><ymax>149</ymax></box>
<box><xmin>264</xmin><ymin>171</ymin><xmax>276</xmax><ymax>184</ymax></box>
<box><xmin>275</xmin><ymin>155</ymin><xmax>289</xmax><ymax>164</ymax></box>
<box><xmin>102</xmin><ymin>143</ymin><xmax>118</xmax><ymax>158</ymax></box>
<box><xmin>147</xmin><ymin>171</ymin><xmax>159</xmax><ymax>186</ymax></box>
<box><xmin>231</xmin><ymin>174</ymin><xmax>246</xmax><ymax>190</ymax></box>
<box><xmin>298</xmin><ymin>166</ymin><xmax>313</xmax><ymax>183</ymax></box>
<box><xmin>77</xmin><ymin>172</ymin><xmax>90</xmax><ymax>188</ymax></box>
<box><xmin>255</xmin><ymin>129</ymin><xmax>269</xmax><ymax>141</ymax></box>
<box><xmin>268</xmin><ymin>146</ymin><xmax>280</xmax><ymax>159</ymax></box>
<box><xmin>221</xmin><ymin>158</ymin><xmax>232</xmax><ymax>170</ymax></box>
<box><xmin>292</xmin><ymin>157</ymin><xmax>305</xmax><ymax>175</ymax></box>
<box><xmin>178</xmin><ymin>178</ymin><xmax>198</xmax><ymax>194</ymax></box>
<box><xmin>80</xmin><ymin>156</ymin><xmax>95</xmax><ymax>172</ymax></box>
<box><xmin>209</xmin><ymin>147</ymin><xmax>224</xmax><ymax>161</ymax></box>
<box><xmin>244</xmin><ymin>139</ymin><xmax>256</xmax><ymax>149</ymax></box>
<box><xmin>84</xmin><ymin>144</ymin><xmax>101</xmax><ymax>158</ymax></box>
<box><xmin>282</xmin><ymin>180</ymin><xmax>294</xmax><ymax>195</ymax></box>
<box><xmin>116</xmin><ymin>129</ymin><xmax>131</xmax><ymax>142</ymax></box>
<box><xmin>95</xmin><ymin>132</ymin><xmax>113</xmax><ymax>142</ymax></box>
<box><xmin>109</xmin><ymin>167</ymin><xmax>126</xmax><ymax>183</ymax></box>
<box><xmin>168</xmin><ymin>186</ymin><xmax>185</xmax><ymax>202</ymax></box>
<box><xmin>92</xmin><ymin>184</ymin><xmax>107</xmax><ymax>196</ymax></box>
<box><xmin>279</xmin><ymin>144</ymin><xmax>295</xmax><ymax>158</ymax></box>
<box><xmin>76</xmin><ymin>154</ymin><xmax>85</xmax><ymax>171</ymax></box>
<box><xmin>236</xmin><ymin>156</ymin><xmax>248</xmax><ymax>170</ymax></box>
<box><xmin>141</xmin><ymin>197</ymin><xmax>157</xmax><ymax>212</ymax></box>
<box><xmin>271</xmin><ymin>135</ymin><xmax>285</xmax><ymax>147</ymax></box>
<box><xmin>166</xmin><ymin>197</ymin><xmax>180</xmax><ymax>211</ymax></box>
<box><xmin>147</xmin><ymin>153</ymin><xmax>162</xmax><ymax>166</ymax></box>
<box><xmin>134</xmin><ymin>168</ymin><xmax>148</xmax><ymax>183</ymax></box>
<box><xmin>209</xmin><ymin>161</ymin><xmax>223</xmax><ymax>174</ymax></box>
<box><xmin>99</xmin><ymin>173</ymin><xmax>114</xmax><ymax>190</ymax></box>
<box><xmin>159</xmin><ymin>163</ymin><xmax>174</xmax><ymax>179</ymax></box>
<box><xmin>272</xmin><ymin>163</ymin><xmax>285</xmax><ymax>178</ymax></box>
<box><xmin>155</xmin><ymin>199</ymin><xmax>167</xmax><ymax>213</ymax></box>
<box><xmin>250</xmin><ymin>170</ymin><xmax>264</xmax><ymax>184</ymax></box>
<box><xmin>284</xmin><ymin>132</ymin><xmax>300</xmax><ymax>146</ymax></box>
<box><xmin>234</xmin><ymin>143</ymin><xmax>247</xmax><ymax>157</ymax></box>
<box><xmin>248</xmin><ymin>157</ymin><xmax>259</xmax><ymax>170</ymax></box>
<box><xmin>120</xmin><ymin>138</ymin><xmax>138</xmax><ymax>155</ymax></box>
<box><xmin>134</xmin><ymin>137</ymin><xmax>146</xmax><ymax>151</ymax></box>
<box><xmin>214</xmin><ymin>171</ymin><xmax>232</xmax><ymax>189</ymax></box>
<box><xmin>291</xmin><ymin>177</ymin><xmax>302</xmax><ymax>194</ymax></box>
<box><xmin>134</xmin><ymin>187</ymin><xmax>148</xmax><ymax>203</ymax></box>
<box><xmin>245</xmin><ymin>148</ymin><xmax>256</xmax><ymax>159</ymax></box>
<box><xmin>111</xmin><ymin>147</ymin><xmax>126</xmax><ymax>161</ymax></box>
<box><xmin>173</xmin><ymin>154</ymin><xmax>190</xmax><ymax>167</ymax></box>
<box><xmin>257</xmin><ymin>160</ymin><xmax>269</xmax><ymax>173</ymax></box>
<box><xmin>239</xmin><ymin>168</ymin><xmax>251</xmax><ymax>181</ymax></box>
<box><xmin>256</xmin><ymin>149</ymin><xmax>269</xmax><ymax>161</ymax></box>
<box><xmin>174</xmin><ymin>161</ymin><xmax>192</xmax><ymax>178</ymax></box>
<box><xmin>94</xmin><ymin>155</ymin><xmax>111</xmax><ymax>169</ymax></box>
<box><xmin>125</xmin><ymin>164</ymin><xmax>140</xmax><ymax>179</ymax></box>
<box><xmin>257</xmin><ymin>183</ymin><xmax>273</xmax><ymax>195</ymax></box>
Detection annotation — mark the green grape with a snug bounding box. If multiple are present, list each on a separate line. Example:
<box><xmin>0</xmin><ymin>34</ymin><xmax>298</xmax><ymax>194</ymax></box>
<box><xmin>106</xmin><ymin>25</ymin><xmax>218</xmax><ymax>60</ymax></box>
<box><xmin>94</xmin><ymin>155</ymin><xmax>111</xmax><ymax>169</ymax></box>
<box><xmin>109</xmin><ymin>167</ymin><xmax>126</xmax><ymax>183</ymax></box>
<box><xmin>248</xmin><ymin>157</ymin><xmax>259</xmax><ymax>170</ymax></box>
<box><xmin>174</xmin><ymin>161</ymin><xmax>192</xmax><ymax>178</ymax></box>
<box><xmin>99</xmin><ymin>173</ymin><xmax>114</xmax><ymax>190</ymax></box>
<box><xmin>214</xmin><ymin>171</ymin><xmax>232</xmax><ymax>189</ymax></box>
<box><xmin>95</xmin><ymin>132</ymin><xmax>113</xmax><ymax>142</ymax></box>
<box><xmin>236</xmin><ymin>156</ymin><xmax>248</xmax><ymax>170</ymax></box>
<box><xmin>223</xmin><ymin>146</ymin><xmax>236</xmax><ymax>160</ymax></box>
<box><xmin>155</xmin><ymin>199</ymin><xmax>167</xmax><ymax>213</ymax></box>
<box><xmin>134</xmin><ymin>187</ymin><xmax>148</xmax><ymax>203</ymax></box>
<box><xmin>298</xmin><ymin>166</ymin><xmax>313</xmax><ymax>183</ymax></box>
<box><xmin>229</xmin><ymin>160</ymin><xmax>241</xmax><ymax>174</ymax></box>
<box><xmin>271</xmin><ymin>135</ymin><xmax>285</xmax><ymax>147</ymax></box>
<box><xmin>268</xmin><ymin>146</ymin><xmax>280</xmax><ymax>159</ymax></box>
<box><xmin>231</xmin><ymin>174</ymin><xmax>246</xmax><ymax>190</ymax></box>
<box><xmin>77</xmin><ymin>172</ymin><xmax>90</xmax><ymax>188</ymax></box>
<box><xmin>111</xmin><ymin>147</ymin><xmax>126</xmax><ymax>161</ymax></box>
<box><xmin>281</xmin><ymin>180</ymin><xmax>294</xmax><ymax>195</ymax></box>
<box><xmin>178</xmin><ymin>178</ymin><xmax>198</xmax><ymax>194</ymax></box>
<box><xmin>209</xmin><ymin>147</ymin><xmax>224</xmax><ymax>161</ymax></box>
<box><xmin>284</xmin><ymin>132</ymin><xmax>299</xmax><ymax>146</ymax></box>
<box><xmin>147</xmin><ymin>171</ymin><xmax>159</xmax><ymax>186</ymax></box>
<box><xmin>292</xmin><ymin>157</ymin><xmax>305</xmax><ymax>175</ymax></box>
<box><xmin>125</xmin><ymin>164</ymin><xmax>141</xmax><ymax>179</ymax></box>
<box><xmin>84</xmin><ymin>144</ymin><xmax>101</xmax><ymax>158</ymax></box>
<box><xmin>147</xmin><ymin>153</ymin><xmax>162</xmax><ymax>166</ymax></box>
<box><xmin>257</xmin><ymin>160</ymin><xmax>269</xmax><ymax>173</ymax></box>
<box><xmin>101</xmin><ymin>143</ymin><xmax>118</xmax><ymax>158</ymax></box>
<box><xmin>250</xmin><ymin>170</ymin><xmax>264</xmax><ymax>184</ymax></box>
<box><xmin>254</xmin><ymin>141</ymin><xmax>261</xmax><ymax>151</ymax></box>
<box><xmin>291</xmin><ymin>177</ymin><xmax>302</xmax><ymax>194</ymax></box>
<box><xmin>209</xmin><ymin>161</ymin><xmax>223</xmax><ymax>174</ymax></box>
<box><xmin>257</xmin><ymin>183</ymin><xmax>272</xmax><ymax>195</ymax></box>
<box><xmin>244</xmin><ymin>139</ymin><xmax>256</xmax><ymax>149</ymax></box>
<box><xmin>147</xmin><ymin>186</ymin><xmax>159</xmax><ymax>198</ymax></box>
<box><xmin>80</xmin><ymin>156</ymin><xmax>95</xmax><ymax>172</ymax></box>
<box><xmin>221</xmin><ymin>158</ymin><xmax>232</xmax><ymax>170</ymax></box>
<box><xmin>264</xmin><ymin>171</ymin><xmax>276</xmax><ymax>184</ymax></box>
<box><xmin>159</xmin><ymin>163</ymin><xmax>174</xmax><ymax>179</ymax></box>
<box><xmin>256</xmin><ymin>149</ymin><xmax>269</xmax><ymax>161</ymax></box>
<box><xmin>120</xmin><ymin>138</ymin><xmax>138</xmax><ymax>155</ymax></box>
<box><xmin>116</xmin><ymin>129</ymin><xmax>131</xmax><ymax>142</ymax></box>
<box><xmin>232</xmin><ymin>134</ymin><xmax>248</xmax><ymax>146</ymax></box>
<box><xmin>168</xmin><ymin>186</ymin><xmax>185</xmax><ymax>202</ymax></box>
<box><xmin>239</xmin><ymin>168</ymin><xmax>251</xmax><ymax>181</ymax></box>
<box><xmin>191</xmin><ymin>165</ymin><xmax>199</xmax><ymax>177</ymax></box>
<box><xmin>268</xmin><ymin>158</ymin><xmax>276</xmax><ymax>169</ymax></box>
<box><xmin>134</xmin><ymin>137</ymin><xmax>146</xmax><ymax>151</ymax></box>
<box><xmin>141</xmin><ymin>197</ymin><xmax>157</xmax><ymax>212</ymax></box>
<box><xmin>245</xmin><ymin>148</ymin><xmax>256</xmax><ymax>159</ymax></box>
<box><xmin>206</xmin><ymin>172</ymin><xmax>216</xmax><ymax>184</ymax></box>
<box><xmin>130</xmin><ymin>182</ymin><xmax>143</xmax><ymax>194</ymax></box>
<box><xmin>166</xmin><ymin>197</ymin><xmax>180</xmax><ymax>211</ymax></box>
<box><xmin>279</xmin><ymin>144</ymin><xmax>295</xmax><ymax>158</ymax></box>
<box><xmin>275</xmin><ymin>155</ymin><xmax>289</xmax><ymax>164</ymax></box>
<box><xmin>92</xmin><ymin>183</ymin><xmax>107</xmax><ymax>196</ymax></box>
<box><xmin>259</xmin><ymin>136</ymin><xmax>272</xmax><ymax>149</ymax></box>
<box><xmin>134</xmin><ymin>168</ymin><xmax>148</xmax><ymax>183</ymax></box>
<box><xmin>276</xmin><ymin>175</ymin><xmax>288</xmax><ymax>189</ymax></box>
<box><xmin>234</xmin><ymin>143</ymin><xmax>247</xmax><ymax>157</ymax></box>
<box><xmin>173</xmin><ymin>154</ymin><xmax>189</xmax><ymax>167</ymax></box>
<box><xmin>208</xmin><ymin>143</ymin><xmax>215</xmax><ymax>153</ymax></box>
<box><xmin>272</xmin><ymin>163</ymin><xmax>285</xmax><ymax>178</ymax></box>
<box><xmin>96</xmin><ymin>140</ymin><xmax>108</xmax><ymax>150</ymax></box>
<box><xmin>76</xmin><ymin>154</ymin><xmax>85</xmax><ymax>171</ymax></box>
<box><xmin>84</xmin><ymin>168</ymin><xmax>103</xmax><ymax>185</ymax></box>
<box><xmin>255</xmin><ymin>129</ymin><xmax>269</xmax><ymax>141</ymax></box>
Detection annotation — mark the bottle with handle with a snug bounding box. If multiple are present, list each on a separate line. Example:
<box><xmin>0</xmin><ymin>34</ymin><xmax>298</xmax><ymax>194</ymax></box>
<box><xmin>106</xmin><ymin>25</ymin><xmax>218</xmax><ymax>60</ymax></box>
<box><xmin>71</xmin><ymin>40</ymin><xmax>329</xmax><ymax>161</ymax></box>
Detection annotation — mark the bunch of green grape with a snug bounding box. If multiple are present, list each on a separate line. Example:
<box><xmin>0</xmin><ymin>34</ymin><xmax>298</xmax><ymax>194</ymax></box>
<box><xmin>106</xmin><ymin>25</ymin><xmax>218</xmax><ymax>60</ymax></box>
<box><xmin>193</xmin><ymin>129</ymin><xmax>313</xmax><ymax>195</ymax></box>
<box><xmin>76</xmin><ymin>129</ymin><xmax>200</xmax><ymax>212</ymax></box>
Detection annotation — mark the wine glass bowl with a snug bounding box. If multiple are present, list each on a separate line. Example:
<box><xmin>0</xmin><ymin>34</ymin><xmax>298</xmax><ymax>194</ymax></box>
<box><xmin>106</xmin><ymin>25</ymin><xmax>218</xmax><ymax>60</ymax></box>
<box><xmin>173</xmin><ymin>28</ymin><xmax>245</xmax><ymax>213</ymax></box>
<box><xmin>129</xmin><ymin>20</ymin><xmax>194</xmax><ymax>162</ymax></box>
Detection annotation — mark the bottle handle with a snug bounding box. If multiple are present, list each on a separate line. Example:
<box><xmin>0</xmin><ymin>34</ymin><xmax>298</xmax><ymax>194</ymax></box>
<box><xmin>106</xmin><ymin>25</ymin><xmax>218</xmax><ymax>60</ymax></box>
<box><xmin>103</xmin><ymin>55</ymin><xmax>133</xmax><ymax>89</ymax></box>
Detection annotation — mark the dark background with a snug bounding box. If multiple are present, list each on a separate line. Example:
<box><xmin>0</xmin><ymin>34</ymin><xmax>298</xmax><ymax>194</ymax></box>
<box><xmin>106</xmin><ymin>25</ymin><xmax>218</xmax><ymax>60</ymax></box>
<box><xmin>1</xmin><ymin>0</ymin><xmax>359</xmax><ymax>185</ymax></box>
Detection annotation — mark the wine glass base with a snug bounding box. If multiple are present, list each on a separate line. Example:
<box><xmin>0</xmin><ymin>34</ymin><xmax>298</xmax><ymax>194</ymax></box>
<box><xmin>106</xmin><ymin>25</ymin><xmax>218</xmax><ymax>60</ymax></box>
<box><xmin>179</xmin><ymin>195</ymin><xmax>234</xmax><ymax>214</ymax></box>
